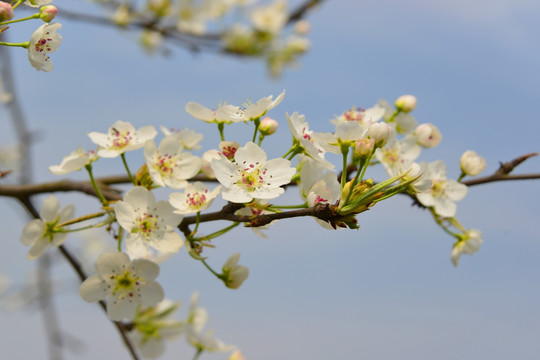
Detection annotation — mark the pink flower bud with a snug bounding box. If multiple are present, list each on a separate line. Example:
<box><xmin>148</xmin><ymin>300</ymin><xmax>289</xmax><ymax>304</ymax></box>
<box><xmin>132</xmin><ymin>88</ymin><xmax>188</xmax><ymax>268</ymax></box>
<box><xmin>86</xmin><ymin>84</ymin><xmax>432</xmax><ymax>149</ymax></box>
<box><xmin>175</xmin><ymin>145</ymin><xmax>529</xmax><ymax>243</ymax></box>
<box><xmin>39</xmin><ymin>5</ymin><xmax>58</xmax><ymax>22</ymax></box>
<box><xmin>259</xmin><ymin>116</ymin><xmax>279</xmax><ymax>135</ymax></box>
<box><xmin>0</xmin><ymin>3</ymin><xmax>14</xmax><ymax>22</ymax></box>
<box><xmin>367</xmin><ymin>122</ymin><xmax>391</xmax><ymax>148</ymax></box>
<box><xmin>414</xmin><ymin>123</ymin><xmax>442</xmax><ymax>148</ymax></box>
<box><xmin>354</xmin><ymin>137</ymin><xmax>375</xmax><ymax>158</ymax></box>
<box><xmin>395</xmin><ymin>94</ymin><xmax>417</xmax><ymax>112</ymax></box>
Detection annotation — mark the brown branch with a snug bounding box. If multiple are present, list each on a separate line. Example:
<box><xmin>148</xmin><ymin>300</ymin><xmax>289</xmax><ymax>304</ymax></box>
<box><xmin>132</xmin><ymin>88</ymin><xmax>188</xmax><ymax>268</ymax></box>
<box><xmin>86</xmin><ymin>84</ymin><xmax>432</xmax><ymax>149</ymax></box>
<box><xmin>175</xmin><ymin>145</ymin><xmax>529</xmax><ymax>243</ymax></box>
<box><xmin>462</xmin><ymin>153</ymin><xmax>539</xmax><ymax>187</ymax></box>
<box><xmin>287</xmin><ymin>0</ymin><xmax>325</xmax><ymax>25</ymax></box>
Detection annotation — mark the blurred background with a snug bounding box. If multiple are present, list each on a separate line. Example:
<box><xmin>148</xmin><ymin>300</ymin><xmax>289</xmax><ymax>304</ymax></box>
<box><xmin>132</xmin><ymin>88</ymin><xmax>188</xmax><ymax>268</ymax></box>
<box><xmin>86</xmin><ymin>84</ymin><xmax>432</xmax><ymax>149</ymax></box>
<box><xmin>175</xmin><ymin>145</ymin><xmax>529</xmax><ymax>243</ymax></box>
<box><xmin>1</xmin><ymin>0</ymin><xmax>539</xmax><ymax>359</ymax></box>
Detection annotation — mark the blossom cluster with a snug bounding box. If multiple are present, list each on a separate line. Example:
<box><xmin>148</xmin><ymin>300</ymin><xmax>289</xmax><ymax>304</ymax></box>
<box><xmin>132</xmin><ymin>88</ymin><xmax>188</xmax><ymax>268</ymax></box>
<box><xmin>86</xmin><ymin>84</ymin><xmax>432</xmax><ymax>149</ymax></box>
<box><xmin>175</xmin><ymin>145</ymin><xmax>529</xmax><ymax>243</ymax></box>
<box><xmin>16</xmin><ymin>89</ymin><xmax>490</xmax><ymax>358</ymax></box>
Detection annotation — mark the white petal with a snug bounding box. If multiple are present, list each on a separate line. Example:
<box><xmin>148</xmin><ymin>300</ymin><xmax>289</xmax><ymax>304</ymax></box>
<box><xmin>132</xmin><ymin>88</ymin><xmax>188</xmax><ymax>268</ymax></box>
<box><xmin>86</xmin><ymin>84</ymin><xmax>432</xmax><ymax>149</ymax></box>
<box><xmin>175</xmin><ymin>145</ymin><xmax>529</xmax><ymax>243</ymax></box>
<box><xmin>139</xmin><ymin>280</ymin><xmax>164</xmax><ymax>307</ymax></box>
<box><xmin>40</xmin><ymin>195</ymin><xmax>60</xmax><ymax>223</ymax></box>
<box><xmin>20</xmin><ymin>220</ymin><xmax>44</xmax><ymax>246</ymax></box>
<box><xmin>126</xmin><ymin>235</ymin><xmax>150</xmax><ymax>259</ymax></box>
<box><xmin>434</xmin><ymin>197</ymin><xmax>457</xmax><ymax>217</ymax></box>
<box><xmin>445</xmin><ymin>180</ymin><xmax>468</xmax><ymax>201</ymax></box>
<box><xmin>58</xmin><ymin>204</ymin><xmax>75</xmax><ymax>223</ymax></box>
<box><xmin>138</xmin><ymin>337</ymin><xmax>165</xmax><ymax>359</ymax></box>
<box><xmin>235</xmin><ymin>142</ymin><xmax>267</xmax><ymax>164</ymax></box>
<box><xmin>151</xmin><ymin>231</ymin><xmax>183</xmax><ymax>254</ymax></box>
<box><xmin>27</xmin><ymin>238</ymin><xmax>49</xmax><ymax>260</ymax></box>
<box><xmin>185</xmin><ymin>102</ymin><xmax>213</xmax><ymax>121</ymax></box>
<box><xmin>79</xmin><ymin>274</ymin><xmax>108</xmax><ymax>303</ymax></box>
<box><xmin>115</xmin><ymin>201</ymin><xmax>136</xmax><ymax>231</ymax></box>
<box><xmin>107</xmin><ymin>296</ymin><xmax>139</xmax><ymax>321</ymax></box>
<box><xmin>95</xmin><ymin>252</ymin><xmax>131</xmax><ymax>276</ymax></box>
<box><xmin>131</xmin><ymin>259</ymin><xmax>160</xmax><ymax>280</ymax></box>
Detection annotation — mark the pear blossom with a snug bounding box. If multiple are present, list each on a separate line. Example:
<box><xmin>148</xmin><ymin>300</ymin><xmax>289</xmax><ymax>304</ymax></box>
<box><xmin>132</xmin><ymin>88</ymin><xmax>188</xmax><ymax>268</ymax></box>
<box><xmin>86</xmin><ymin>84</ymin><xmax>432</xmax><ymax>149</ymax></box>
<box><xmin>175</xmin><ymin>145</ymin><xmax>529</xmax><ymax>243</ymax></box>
<box><xmin>306</xmin><ymin>174</ymin><xmax>341</xmax><ymax>230</ymax></box>
<box><xmin>219</xmin><ymin>141</ymin><xmax>241</xmax><ymax>161</ymax></box>
<box><xmin>367</xmin><ymin>122</ymin><xmax>391</xmax><ymax>148</ymax></box>
<box><xmin>88</xmin><ymin>121</ymin><xmax>157</xmax><ymax>158</ymax></box>
<box><xmin>375</xmin><ymin>136</ymin><xmax>421</xmax><ymax>177</ymax></box>
<box><xmin>451</xmin><ymin>229</ymin><xmax>483</xmax><ymax>266</ymax></box>
<box><xmin>235</xmin><ymin>200</ymin><xmax>274</xmax><ymax>238</ymax></box>
<box><xmin>0</xmin><ymin>3</ymin><xmax>13</xmax><ymax>21</ymax></box>
<box><xmin>130</xmin><ymin>299</ymin><xmax>183</xmax><ymax>359</ymax></box>
<box><xmin>160</xmin><ymin>126</ymin><xmax>203</xmax><ymax>150</ymax></box>
<box><xmin>331</xmin><ymin>105</ymin><xmax>386</xmax><ymax>130</ymax></box>
<box><xmin>20</xmin><ymin>195</ymin><xmax>74</xmax><ymax>260</ymax></box>
<box><xmin>79</xmin><ymin>252</ymin><xmax>164</xmax><ymax>321</ymax></box>
<box><xmin>414</xmin><ymin>123</ymin><xmax>442</xmax><ymax>148</ymax></box>
<box><xmin>184</xmin><ymin>292</ymin><xmax>234</xmax><ymax>353</ymax></box>
<box><xmin>250</xmin><ymin>0</ymin><xmax>288</xmax><ymax>34</ymax></box>
<box><xmin>115</xmin><ymin>187</ymin><xmax>183</xmax><ymax>258</ymax></box>
<box><xmin>144</xmin><ymin>135</ymin><xmax>201</xmax><ymax>189</ymax></box>
<box><xmin>242</xmin><ymin>90</ymin><xmax>285</xmax><ymax>121</ymax></box>
<box><xmin>27</xmin><ymin>23</ymin><xmax>62</xmax><ymax>72</ymax></box>
<box><xmin>169</xmin><ymin>182</ymin><xmax>221</xmax><ymax>215</ymax></box>
<box><xmin>394</xmin><ymin>112</ymin><xmax>418</xmax><ymax>134</ymax></box>
<box><xmin>395</xmin><ymin>94</ymin><xmax>417</xmax><ymax>112</ymax></box>
<box><xmin>460</xmin><ymin>150</ymin><xmax>487</xmax><ymax>176</ymax></box>
<box><xmin>48</xmin><ymin>148</ymin><xmax>97</xmax><ymax>175</ymax></box>
<box><xmin>200</xmin><ymin>149</ymin><xmax>221</xmax><ymax>179</ymax></box>
<box><xmin>185</xmin><ymin>102</ymin><xmax>244</xmax><ymax>124</ymax></box>
<box><xmin>39</xmin><ymin>5</ymin><xmax>58</xmax><ymax>23</ymax></box>
<box><xmin>211</xmin><ymin>142</ymin><xmax>296</xmax><ymax>203</ymax></box>
<box><xmin>221</xmin><ymin>253</ymin><xmax>249</xmax><ymax>289</ymax></box>
<box><xmin>286</xmin><ymin>112</ymin><xmax>333</xmax><ymax>169</ymax></box>
<box><xmin>416</xmin><ymin>160</ymin><xmax>468</xmax><ymax>217</ymax></box>
<box><xmin>259</xmin><ymin>117</ymin><xmax>279</xmax><ymax>135</ymax></box>
<box><xmin>24</xmin><ymin>0</ymin><xmax>53</xmax><ymax>8</ymax></box>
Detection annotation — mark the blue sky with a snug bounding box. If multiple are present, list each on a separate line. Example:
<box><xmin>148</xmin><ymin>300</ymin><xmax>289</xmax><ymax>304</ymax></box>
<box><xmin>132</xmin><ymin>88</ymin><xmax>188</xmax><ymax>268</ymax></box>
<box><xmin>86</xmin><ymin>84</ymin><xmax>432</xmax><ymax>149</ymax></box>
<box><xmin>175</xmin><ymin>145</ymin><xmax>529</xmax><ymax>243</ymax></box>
<box><xmin>1</xmin><ymin>0</ymin><xmax>540</xmax><ymax>359</ymax></box>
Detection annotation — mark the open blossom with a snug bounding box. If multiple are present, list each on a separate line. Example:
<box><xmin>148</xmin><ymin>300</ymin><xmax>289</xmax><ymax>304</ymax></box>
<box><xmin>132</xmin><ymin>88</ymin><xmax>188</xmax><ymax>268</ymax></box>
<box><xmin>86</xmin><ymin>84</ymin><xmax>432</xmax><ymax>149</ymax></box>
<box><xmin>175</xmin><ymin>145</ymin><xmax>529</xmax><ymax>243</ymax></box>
<box><xmin>144</xmin><ymin>134</ymin><xmax>201</xmax><ymax>189</ymax></box>
<box><xmin>306</xmin><ymin>173</ymin><xmax>341</xmax><ymax>230</ymax></box>
<box><xmin>242</xmin><ymin>90</ymin><xmax>285</xmax><ymax>121</ymax></box>
<box><xmin>160</xmin><ymin>126</ymin><xmax>203</xmax><ymax>150</ymax></box>
<box><xmin>375</xmin><ymin>136</ymin><xmax>421</xmax><ymax>177</ymax></box>
<box><xmin>20</xmin><ymin>195</ymin><xmax>74</xmax><ymax>260</ymax></box>
<box><xmin>130</xmin><ymin>299</ymin><xmax>183</xmax><ymax>359</ymax></box>
<box><xmin>49</xmin><ymin>148</ymin><xmax>97</xmax><ymax>175</ymax></box>
<box><xmin>460</xmin><ymin>150</ymin><xmax>486</xmax><ymax>176</ymax></box>
<box><xmin>417</xmin><ymin>160</ymin><xmax>468</xmax><ymax>217</ymax></box>
<box><xmin>451</xmin><ymin>229</ymin><xmax>483</xmax><ymax>266</ymax></box>
<box><xmin>115</xmin><ymin>187</ymin><xmax>183</xmax><ymax>258</ymax></box>
<box><xmin>27</xmin><ymin>23</ymin><xmax>62</xmax><ymax>72</ymax></box>
<box><xmin>286</xmin><ymin>112</ymin><xmax>333</xmax><ymax>169</ymax></box>
<box><xmin>88</xmin><ymin>121</ymin><xmax>157</xmax><ymax>158</ymax></box>
<box><xmin>250</xmin><ymin>0</ymin><xmax>288</xmax><ymax>34</ymax></box>
<box><xmin>79</xmin><ymin>252</ymin><xmax>164</xmax><ymax>321</ymax></box>
<box><xmin>200</xmin><ymin>149</ymin><xmax>221</xmax><ymax>179</ymax></box>
<box><xmin>185</xmin><ymin>102</ymin><xmax>244</xmax><ymax>124</ymax></box>
<box><xmin>169</xmin><ymin>182</ymin><xmax>221</xmax><ymax>215</ymax></box>
<box><xmin>331</xmin><ymin>105</ymin><xmax>386</xmax><ymax>130</ymax></box>
<box><xmin>221</xmin><ymin>253</ymin><xmax>249</xmax><ymax>289</ymax></box>
<box><xmin>211</xmin><ymin>142</ymin><xmax>296</xmax><ymax>203</ymax></box>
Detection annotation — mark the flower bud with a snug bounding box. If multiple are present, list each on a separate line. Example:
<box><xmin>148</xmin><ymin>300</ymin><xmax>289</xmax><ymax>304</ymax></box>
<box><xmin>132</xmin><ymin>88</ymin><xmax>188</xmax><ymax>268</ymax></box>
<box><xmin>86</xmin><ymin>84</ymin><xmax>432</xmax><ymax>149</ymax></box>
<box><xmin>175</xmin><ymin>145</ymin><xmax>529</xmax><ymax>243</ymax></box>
<box><xmin>229</xmin><ymin>350</ymin><xmax>246</xmax><ymax>360</ymax></box>
<box><xmin>354</xmin><ymin>137</ymin><xmax>375</xmax><ymax>158</ymax></box>
<box><xmin>460</xmin><ymin>150</ymin><xmax>486</xmax><ymax>176</ymax></box>
<box><xmin>0</xmin><ymin>3</ymin><xmax>13</xmax><ymax>21</ymax></box>
<box><xmin>367</xmin><ymin>122</ymin><xmax>391</xmax><ymax>148</ymax></box>
<box><xmin>294</xmin><ymin>19</ymin><xmax>311</xmax><ymax>35</ymax></box>
<box><xmin>222</xmin><ymin>253</ymin><xmax>249</xmax><ymax>289</ymax></box>
<box><xmin>451</xmin><ymin>229</ymin><xmax>483</xmax><ymax>266</ymax></box>
<box><xmin>39</xmin><ymin>5</ymin><xmax>57</xmax><ymax>22</ymax></box>
<box><xmin>394</xmin><ymin>94</ymin><xmax>417</xmax><ymax>112</ymax></box>
<box><xmin>414</xmin><ymin>123</ymin><xmax>442</xmax><ymax>148</ymax></box>
<box><xmin>258</xmin><ymin>116</ymin><xmax>279</xmax><ymax>135</ymax></box>
<box><xmin>219</xmin><ymin>141</ymin><xmax>240</xmax><ymax>161</ymax></box>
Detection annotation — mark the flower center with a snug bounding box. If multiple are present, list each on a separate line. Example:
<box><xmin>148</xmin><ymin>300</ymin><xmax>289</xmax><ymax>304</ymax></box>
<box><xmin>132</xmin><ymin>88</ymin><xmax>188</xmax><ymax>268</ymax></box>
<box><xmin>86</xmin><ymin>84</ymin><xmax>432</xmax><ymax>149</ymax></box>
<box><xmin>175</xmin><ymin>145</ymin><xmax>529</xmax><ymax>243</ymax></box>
<box><xmin>34</xmin><ymin>36</ymin><xmax>53</xmax><ymax>54</ymax></box>
<box><xmin>186</xmin><ymin>192</ymin><xmax>207</xmax><ymax>209</ymax></box>
<box><xmin>111</xmin><ymin>270</ymin><xmax>140</xmax><ymax>299</ymax></box>
<box><xmin>431</xmin><ymin>180</ymin><xmax>447</xmax><ymax>198</ymax></box>
<box><xmin>237</xmin><ymin>167</ymin><xmax>263</xmax><ymax>192</ymax></box>
<box><xmin>133</xmin><ymin>212</ymin><xmax>159</xmax><ymax>238</ymax></box>
<box><xmin>110</xmin><ymin>128</ymin><xmax>133</xmax><ymax>149</ymax></box>
<box><xmin>154</xmin><ymin>153</ymin><xmax>178</xmax><ymax>175</ymax></box>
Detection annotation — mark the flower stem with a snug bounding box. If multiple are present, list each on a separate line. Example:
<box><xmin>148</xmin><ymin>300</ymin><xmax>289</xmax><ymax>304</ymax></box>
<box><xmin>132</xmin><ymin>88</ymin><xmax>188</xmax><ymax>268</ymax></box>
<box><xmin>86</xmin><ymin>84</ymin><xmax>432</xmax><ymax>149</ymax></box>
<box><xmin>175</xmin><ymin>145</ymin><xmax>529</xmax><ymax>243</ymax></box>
<box><xmin>12</xmin><ymin>1</ymin><xmax>24</xmax><ymax>10</ymax></box>
<box><xmin>251</xmin><ymin>117</ymin><xmax>261</xmax><ymax>143</ymax></box>
<box><xmin>85</xmin><ymin>164</ymin><xmax>109</xmax><ymax>206</ymax></box>
<box><xmin>0</xmin><ymin>41</ymin><xmax>29</xmax><ymax>48</ymax></box>
<box><xmin>192</xmin><ymin>348</ymin><xmax>203</xmax><ymax>360</ymax></box>
<box><xmin>200</xmin><ymin>259</ymin><xmax>222</xmax><ymax>279</ymax></box>
<box><xmin>193</xmin><ymin>222</ymin><xmax>240</xmax><ymax>241</ymax></box>
<box><xmin>0</xmin><ymin>13</ymin><xmax>40</xmax><ymax>26</ymax></box>
<box><xmin>117</xmin><ymin>227</ymin><xmax>124</xmax><ymax>252</ymax></box>
<box><xmin>217</xmin><ymin>123</ymin><xmax>225</xmax><ymax>141</ymax></box>
<box><xmin>57</xmin><ymin>211</ymin><xmax>107</xmax><ymax>228</ymax></box>
<box><xmin>340</xmin><ymin>146</ymin><xmax>349</xmax><ymax>189</ymax></box>
<box><xmin>121</xmin><ymin>153</ymin><xmax>135</xmax><ymax>184</ymax></box>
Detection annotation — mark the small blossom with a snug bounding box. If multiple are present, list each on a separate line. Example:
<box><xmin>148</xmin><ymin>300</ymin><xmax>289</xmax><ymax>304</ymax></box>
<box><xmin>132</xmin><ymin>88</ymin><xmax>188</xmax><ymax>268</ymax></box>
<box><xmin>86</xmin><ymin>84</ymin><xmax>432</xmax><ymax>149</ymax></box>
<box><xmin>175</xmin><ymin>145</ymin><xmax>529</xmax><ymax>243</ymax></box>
<box><xmin>49</xmin><ymin>148</ymin><xmax>97</xmax><ymax>175</ymax></box>
<box><xmin>169</xmin><ymin>182</ymin><xmax>221</xmax><ymax>215</ymax></box>
<box><xmin>20</xmin><ymin>195</ymin><xmax>74</xmax><ymax>260</ymax></box>
<box><xmin>115</xmin><ymin>187</ymin><xmax>183</xmax><ymax>258</ymax></box>
<box><xmin>294</xmin><ymin>19</ymin><xmax>311</xmax><ymax>34</ymax></box>
<box><xmin>185</xmin><ymin>102</ymin><xmax>244</xmax><ymax>124</ymax></box>
<box><xmin>286</xmin><ymin>112</ymin><xmax>333</xmax><ymax>169</ymax></box>
<box><xmin>144</xmin><ymin>134</ymin><xmax>201</xmax><ymax>189</ymax></box>
<box><xmin>258</xmin><ymin>117</ymin><xmax>279</xmax><ymax>135</ymax></box>
<box><xmin>0</xmin><ymin>3</ymin><xmax>13</xmax><ymax>21</ymax></box>
<box><xmin>367</xmin><ymin>122</ymin><xmax>391</xmax><ymax>148</ymax></box>
<box><xmin>242</xmin><ymin>90</ymin><xmax>285</xmax><ymax>121</ymax></box>
<box><xmin>414</xmin><ymin>123</ymin><xmax>442</xmax><ymax>148</ymax></box>
<box><xmin>221</xmin><ymin>253</ymin><xmax>249</xmax><ymax>289</ymax></box>
<box><xmin>24</xmin><ymin>0</ymin><xmax>52</xmax><ymax>8</ymax></box>
<box><xmin>160</xmin><ymin>126</ymin><xmax>203</xmax><ymax>150</ymax></box>
<box><xmin>27</xmin><ymin>23</ymin><xmax>62</xmax><ymax>72</ymax></box>
<box><xmin>331</xmin><ymin>105</ymin><xmax>386</xmax><ymax>130</ymax></box>
<box><xmin>375</xmin><ymin>136</ymin><xmax>421</xmax><ymax>177</ymax></box>
<box><xmin>354</xmin><ymin>137</ymin><xmax>375</xmax><ymax>158</ymax></box>
<box><xmin>88</xmin><ymin>121</ymin><xmax>157</xmax><ymax>158</ymax></box>
<box><xmin>219</xmin><ymin>141</ymin><xmax>241</xmax><ymax>161</ymax></box>
<box><xmin>460</xmin><ymin>150</ymin><xmax>487</xmax><ymax>177</ymax></box>
<box><xmin>200</xmin><ymin>149</ymin><xmax>221</xmax><ymax>179</ymax></box>
<box><xmin>394</xmin><ymin>112</ymin><xmax>418</xmax><ymax>134</ymax></box>
<box><xmin>79</xmin><ymin>252</ymin><xmax>164</xmax><ymax>321</ymax></box>
<box><xmin>250</xmin><ymin>0</ymin><xmax>288</xmax><ymax>34</ymax></box>
<box><xmin>39</xmin><ymin>5</ymin><xmax>58</xmax><ymax>22</ymax></box>
<box><xmin>306</xmin><ymin>174</ymin><xmax>341</xmax><ymax>230</ymax></box>
<box><xmin>211</xmin><ymin>142</ymin><xmax>296</xmax><ymax>203</ymax></box>
<box><xmin>394</xmin><ymin>94</ymin><xmax>417</xmax><ymax>112</ymax></box>
<box><xmin>451</xmin><ymin>229</ymin><xmax>483</xmax><ymax>267</ymax></box>
<box><xmin>416</xmin><ymin>160</ymin><xmax>468</xmax><ymax>217</ymax></box>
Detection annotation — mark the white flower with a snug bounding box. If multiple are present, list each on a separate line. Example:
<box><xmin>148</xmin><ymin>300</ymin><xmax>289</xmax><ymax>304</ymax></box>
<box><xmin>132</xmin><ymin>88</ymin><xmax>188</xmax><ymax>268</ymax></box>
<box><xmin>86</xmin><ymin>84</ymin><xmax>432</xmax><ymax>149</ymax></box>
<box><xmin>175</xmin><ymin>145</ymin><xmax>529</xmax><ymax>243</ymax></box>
<box><xmin>79</xmin><ymin>252</ymin><xmax>164</xmax><ymax>321</ymax></box>
<box><xmin>144</xmin><ymin>135</ymin><xmax>201</xmax><ymax>189</ymax></box>
<box><xmin>160</xmin><ymin>126</ymin><xmax>203</xmax><ymax>150</ymax></box>
<box><xmin>200</xmin><ymin>149</ymin><xmax>221</xmax><ymax>179</ymax></box>
<box><xmin>286</xmin><ymin>112</ymin><xmax>333</xmax><ymax>169</ymax></box>
<box><xmin>24</xmin><ymin>0</ymin><xmax>52</xmax><ymax>8</ymax></box>
<box><xmin>394</xmin><ymin>112</ymin><xmax>418</xmax><ymax>134</ymax></box>
<box><xmin>375</xmin><ymin>136</ymin><xmax>421</xmax><ymax>177</ymax></box>
<box><xmin>403</xmin><ymin>162</ymin><xmax>432</xmax><ymax>193</ymax></box>
<box><xmin>414</xmin><ymin>123</ymin><xmax>442</xmax><ymax>148</ymax></box>
<box><xmin>221</xmin><ymin>253</ymin><xmax>249</xmax><ymax>289</ymax></box>
<box><xmin>367</xmin><ymin>122</ymin><xmax>391</xmax><ymax>148</ymax></box>
<box><xmin>27</xmin><ymin>23</ymin><xmax>62</xmax><ymax>72</ymax></box>
<box><xmin>88</xmin><ymin>121</ymin><xmax>157</xmax><ymax>158</ymax></box>
<box><xmin>250</xmin><ymin>0</ymin><xmax>288</xmax><ymax>34</ymax></box>
<box><xmin>169</xmin><ymin>182</ymin><xmax>221</xmax><ymax>215</ymax></box>
<box><xmin>331</xmin><ymin>105</ymin><xmax>386</xmax><ymax>130</ymax></box>
<box><xmin>49</xmin><ymin>148</ymin><xmax>97</xmax><ymax>175</ymax></box>
<box><xmin>20</xmin><ymin>195</ymin><xmax>74</xmax><ymax>260</ymax></box>
<box><xmin>394</xmin><ymin>94</ymin><xmax>417</xmax><ymax>112</ymax></box>
<box><xmin>416</xmin><ymin>160</ymin><xmax>468</xmax><ymax>217</ymax></box>
<box><xmin>184</xmin><ymin>292</ymin><xmax>234</xmax><ymax>353</ymax></box>
<box><xmin>460</xmin><ymin>150</ymin><xmax>487</xmax><ymax>176</ymax></box>
<box><xmin>211</xmin><ymin>142</ymin><xmax>296</xmax><ymax>203</ymax></box>
<box><xmin>242</xmin><ymin>90</ymin><xmax>285</xmax><ymax>121</ymax></box>
<box><xmin>306</xmin><ymin>174</ymin><xmax>341</xmax><ymax>230</ymax></box>
<box><xmin>185</xmin><ymin>102</ymin><xmax>244</xmax><ymax>124</ymax></box>
<box><xmin>130</xmin><ymin>299</ymin><xmax>183</xmax><ymax>359</ymax></box>
<box><xmin>451</xmin><ymin>229</ymin><xmax>483</xmax><ymax>266</ymax></box>
<box><xmin>115</xmin><ymin>187</ymin><xmax>183</xmax><ymax>258</ymax></box>
<box><xmin>219</xmin><ymin>140</ymin><xmax>241</xmax><ymax>161</ymax></box>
